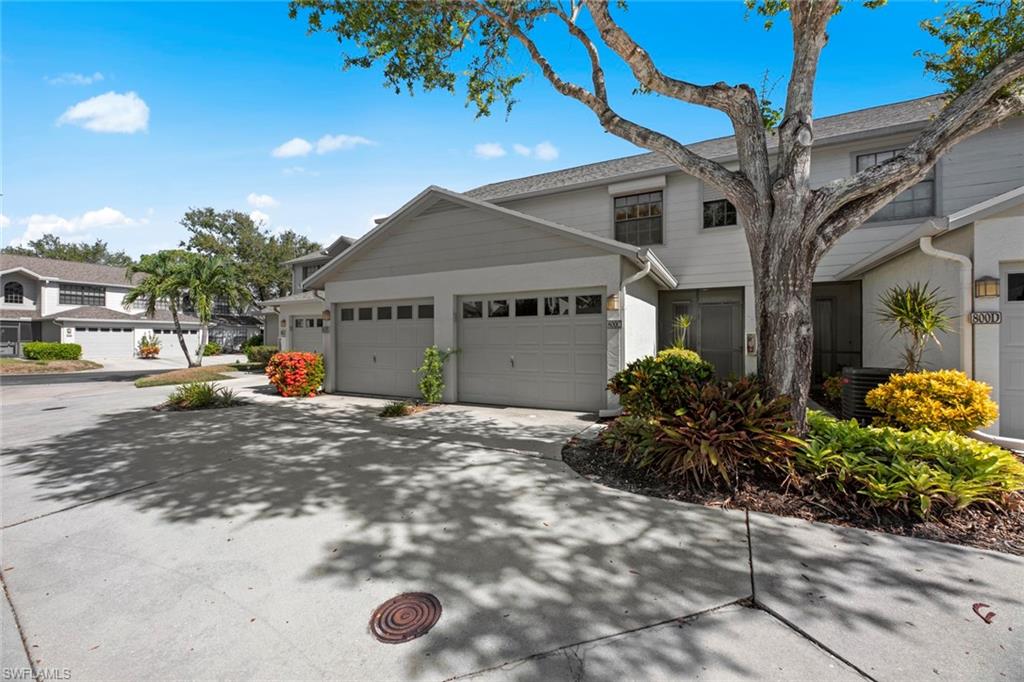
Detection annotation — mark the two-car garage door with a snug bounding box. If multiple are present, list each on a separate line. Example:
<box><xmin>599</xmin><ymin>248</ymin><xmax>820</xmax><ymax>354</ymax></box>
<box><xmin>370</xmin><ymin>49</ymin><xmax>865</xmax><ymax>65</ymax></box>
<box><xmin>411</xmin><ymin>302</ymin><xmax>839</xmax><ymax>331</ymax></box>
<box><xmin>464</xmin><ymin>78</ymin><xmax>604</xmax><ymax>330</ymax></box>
<box><xmin>335</xmin><ymin>300</ymin><xmax>434</xmax><ymax>398</ymax></box>
<box><xmin>73</xmin><ymin>326</ymin><xmax>135</xmax><ymax>359</ymax></box>
<box><xmin>458</xmin><ymin>289</ymin><xmax>607</xmax><ymax>410</ymax></box>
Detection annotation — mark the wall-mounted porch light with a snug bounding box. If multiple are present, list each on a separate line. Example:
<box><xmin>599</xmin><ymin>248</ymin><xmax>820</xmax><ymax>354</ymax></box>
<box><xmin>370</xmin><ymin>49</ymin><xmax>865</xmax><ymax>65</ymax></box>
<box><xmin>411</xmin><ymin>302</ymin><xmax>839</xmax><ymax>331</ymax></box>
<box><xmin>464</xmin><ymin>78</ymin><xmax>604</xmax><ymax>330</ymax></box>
<box><xmin>974</xmin><ymin>276</ymin><xmax>1000</xmax><ymax>298</ymax></box>
<box><xmin>605</xmin><ymin>293</ymin><xmax>620</xmax><ymax>312</ymax></box>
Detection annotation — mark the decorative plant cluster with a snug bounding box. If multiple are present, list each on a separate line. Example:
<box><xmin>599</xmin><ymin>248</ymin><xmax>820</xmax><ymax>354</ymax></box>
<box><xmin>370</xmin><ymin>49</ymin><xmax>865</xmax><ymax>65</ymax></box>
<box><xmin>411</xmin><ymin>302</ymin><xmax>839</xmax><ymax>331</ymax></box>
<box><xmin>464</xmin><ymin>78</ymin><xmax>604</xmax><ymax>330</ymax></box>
<box><xmin>866</xmin><ymin>369</ymin><xmax>998</xmax><ymax>434</ymax></box>
<box><xmin>606</xmin><ymin>350</ymin><xmax>796</xmax><ymax>486</ymax></box>
<box><xmin>607</xmin><ymin>348</ymin><xmax>715</xmax><ymax>419</ymax></box>
<box><xmin>799</xmin><ymin>411</ymin><xmax>1024</xmax><ymax>518</ymax></box>
<box><xmin>203</xmin><ymin>341</ymin><xmax>222</xmax><ymax>356</ymax></box>
<box><xmin>245</xmin><ymin>344</ymin><xmax>280</xmax><ymax>365</ymax></box>
<box><xmin>379</xmin><ymin>400</ymin><xmax>414</xmax><ymax>418</ymax></box>
<box><xmin>415</xmin><ymin>346</ymin><xmax>456</xmax><ymax>404</ymax></box>
<box><xmin>138</xmin><ymin>334</ymin><xmax>161</xmax><ymax>359</ymax></box>
<box><xmin>265</xmin><ymin>351</ymin><xmax>324</xmax><ymax>397</ymax></box>
<box><xmin>22</xmin><ymin>342</ymin><xmax>82</xmax><ymax>361</ymax></box>
<box><xmin>607</xmin><ymin>378</ymin><xmax>801</xmax><ymax>485</ymax></box>
<box><xmin>166</xmin><ymin>381</ymin><xmax>240</xmax><ymax>410</ymax></box>
<box><xmin>876</xmin><ymin>282</ymin><xmax>952</xmax><ymax>371</ymax></box>
<box><xmin>822</xmin><ymin>374</ymin><xmax>845</xmax><ymax>403</ymax></box>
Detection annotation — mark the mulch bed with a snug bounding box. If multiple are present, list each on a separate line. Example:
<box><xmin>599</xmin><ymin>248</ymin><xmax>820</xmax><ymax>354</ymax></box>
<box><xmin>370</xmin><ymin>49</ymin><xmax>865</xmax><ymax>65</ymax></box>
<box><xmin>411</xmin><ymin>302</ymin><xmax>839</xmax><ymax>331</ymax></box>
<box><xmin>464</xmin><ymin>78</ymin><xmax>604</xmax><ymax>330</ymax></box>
<box><xmin>563</xmin><ymin>435</ymin><xmax>1024</xmax><ymax>556</ymax></box>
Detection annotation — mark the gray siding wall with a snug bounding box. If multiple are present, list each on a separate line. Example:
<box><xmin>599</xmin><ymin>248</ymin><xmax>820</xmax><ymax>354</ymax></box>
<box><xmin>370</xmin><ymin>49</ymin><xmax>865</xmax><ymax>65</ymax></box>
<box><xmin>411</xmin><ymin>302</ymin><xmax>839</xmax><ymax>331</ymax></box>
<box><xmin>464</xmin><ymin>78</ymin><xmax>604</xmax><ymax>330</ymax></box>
<box><xmin>330</xmin><ymin>206</ymin><xmax>608</xmax><ymax>281</ymax></box>
<box><xmin>500</xmin><ymin>118</ymin><xmax>1024</xmax><ymax>288</ymax></box>
<box><xmin>861</xmin><ymin>226</ymin><xmax>973</xmax><ymax>371</ymax></box>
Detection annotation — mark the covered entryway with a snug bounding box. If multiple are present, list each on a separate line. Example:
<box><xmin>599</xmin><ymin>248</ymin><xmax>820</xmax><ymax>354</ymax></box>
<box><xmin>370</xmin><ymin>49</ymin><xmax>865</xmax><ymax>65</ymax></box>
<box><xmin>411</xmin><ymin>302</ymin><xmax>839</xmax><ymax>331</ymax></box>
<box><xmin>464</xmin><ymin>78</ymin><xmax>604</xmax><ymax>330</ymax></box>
<box><xmin>289</xmin><ymin>315</ymin><xmax>323</xmax><ymax>353</ymax></box>
<box><xmin>73</xmin><ymin>326</ymin><xmax>135</xmax><ymax>359</ymax></box>
<box><xmin>457</xmin><ymin>289</ymin><xmax>607</xmax><ymax>410</ymax></box>
<box><xmin>999</xmin><ymin>264</ymin><xmax>1024</xmax><ymax>437</ymax></box>
<box><xmin>335</xmin><ymin>299</ymin><xmax>434</xmax><ymax>398</ymax></box>
<box><xmin>658</xmin><ymin>288</ymin><xmax>744</xmax><ymax>378</ymax></box>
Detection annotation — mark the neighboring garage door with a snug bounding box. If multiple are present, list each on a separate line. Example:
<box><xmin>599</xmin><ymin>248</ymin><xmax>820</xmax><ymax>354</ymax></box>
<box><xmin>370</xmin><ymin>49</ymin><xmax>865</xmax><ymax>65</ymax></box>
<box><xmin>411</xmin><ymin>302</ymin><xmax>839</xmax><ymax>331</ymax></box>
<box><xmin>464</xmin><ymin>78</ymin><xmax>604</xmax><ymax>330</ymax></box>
<box><xmin>152</xmin><ymin>328</ymin><xmax>200</xmax><ymax>360</ymax></box>
<box><xmin>73</xmin><ymin>326</ymin><xmax>135</xmax><ymax>359</ymax></box>
<box><xmin>336</xmin><ymin>300</ymin><xmax>434</xmax><ymax>397</ymax></box>
<box><xmin>1000</xmin><ymin>265</ymin><xmax>1024</xmax><ymax>438</ymax></box>
<box><xmin>290</xmin><ymin>316</ymin><xmax>323</xmax><ymax>353</ymax></box>
<box><xmin>458</xmin><ymin>289</ymin><xmax>607</xmax><ymax>411</ymax></box>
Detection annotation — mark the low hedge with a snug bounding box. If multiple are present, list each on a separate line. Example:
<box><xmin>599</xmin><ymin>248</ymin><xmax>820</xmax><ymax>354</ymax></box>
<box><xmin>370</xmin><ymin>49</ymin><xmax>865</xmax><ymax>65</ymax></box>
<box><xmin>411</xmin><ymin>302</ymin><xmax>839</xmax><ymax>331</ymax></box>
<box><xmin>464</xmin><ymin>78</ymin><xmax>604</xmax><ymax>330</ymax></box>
<box><xmin>245</xmin><ymin>344</ymin><xmax>279</xmax><ymax>365</ymax></box>
<box><xmin>23</xmin><ymin>342</ymin><xmax>82</xmax><ymax>361</ymax></box>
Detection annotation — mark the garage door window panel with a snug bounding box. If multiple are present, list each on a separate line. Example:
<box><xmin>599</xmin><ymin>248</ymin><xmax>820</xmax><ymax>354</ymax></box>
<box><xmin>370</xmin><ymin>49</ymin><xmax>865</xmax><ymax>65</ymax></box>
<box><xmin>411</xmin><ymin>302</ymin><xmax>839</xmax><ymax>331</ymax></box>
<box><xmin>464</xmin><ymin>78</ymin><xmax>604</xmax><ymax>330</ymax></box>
<box><xmin>358</xmin><ymin>307</ymin><xmax>373</xmax><ymax>321</ymax></box>
<box><xmin>462</xmin><ymin>301</ymin><xmax>483</xmax><ymax>318</ymax></box>
<box><xmin>515</xmin><ymin>298</ymin><xmax>538</xmax><ymax>317</ymax></box>
<box><xmin>341</xmin><ymin>308</ymin><xmax>354</xmax><ymax>321</ymax></box>
<box><xmin>488</xmin><ymin>300</ymin><xmax>509</xmax><ymax>318</ymax></box>
<box><xmin>377</xmin><ymin>306</ymin><xmax>392</xmax><ymax>320</ymax></box>
<box><xmin>544</xmin><ymin>296</ymin><xmax>570</xmax><ymax>316</ymax></box>
<box><xmin>397</xmin><ymin>305</ymin><xmax>413</xmax><ymax>319</ymax></box>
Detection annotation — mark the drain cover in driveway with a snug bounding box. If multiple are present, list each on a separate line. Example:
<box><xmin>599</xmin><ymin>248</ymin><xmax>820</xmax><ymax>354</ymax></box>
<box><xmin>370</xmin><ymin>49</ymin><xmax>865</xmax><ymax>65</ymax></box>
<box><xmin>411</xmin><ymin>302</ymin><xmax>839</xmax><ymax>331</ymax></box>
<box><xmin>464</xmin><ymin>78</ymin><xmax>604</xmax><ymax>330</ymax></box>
<box><xmin>370</xmin><ymin>592</ymin><xmax>442</xmax><ymax>644</ymax></box>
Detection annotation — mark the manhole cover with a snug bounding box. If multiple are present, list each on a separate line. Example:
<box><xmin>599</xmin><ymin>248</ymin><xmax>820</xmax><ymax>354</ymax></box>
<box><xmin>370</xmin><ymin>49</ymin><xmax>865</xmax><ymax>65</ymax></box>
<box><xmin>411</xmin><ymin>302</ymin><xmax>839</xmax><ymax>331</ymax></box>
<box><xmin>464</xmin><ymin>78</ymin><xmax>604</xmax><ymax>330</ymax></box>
<box><xmin>369</xmin><ymin>592</ymin><xmax>442</xmax><ymax>644</ymax></box>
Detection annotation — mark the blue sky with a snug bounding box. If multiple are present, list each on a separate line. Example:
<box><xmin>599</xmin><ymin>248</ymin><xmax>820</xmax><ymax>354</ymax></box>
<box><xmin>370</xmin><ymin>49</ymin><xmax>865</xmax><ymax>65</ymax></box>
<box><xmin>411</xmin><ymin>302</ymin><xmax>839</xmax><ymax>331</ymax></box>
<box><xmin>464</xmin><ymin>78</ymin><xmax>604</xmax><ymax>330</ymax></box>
<box><xmin>2</xmin><ymin>1</ymin><xmax>949</xmax><ymax>256</ymax></box>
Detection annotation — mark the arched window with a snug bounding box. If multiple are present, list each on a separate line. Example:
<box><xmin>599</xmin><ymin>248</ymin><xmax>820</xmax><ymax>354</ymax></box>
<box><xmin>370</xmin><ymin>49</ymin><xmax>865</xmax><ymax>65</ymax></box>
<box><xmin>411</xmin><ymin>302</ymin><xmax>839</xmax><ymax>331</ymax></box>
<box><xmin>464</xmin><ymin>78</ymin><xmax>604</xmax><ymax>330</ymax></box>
<box><xmin>4</xmin><ymin>281</ymin><xmax>24</xmax><ymax>304</ymax></box>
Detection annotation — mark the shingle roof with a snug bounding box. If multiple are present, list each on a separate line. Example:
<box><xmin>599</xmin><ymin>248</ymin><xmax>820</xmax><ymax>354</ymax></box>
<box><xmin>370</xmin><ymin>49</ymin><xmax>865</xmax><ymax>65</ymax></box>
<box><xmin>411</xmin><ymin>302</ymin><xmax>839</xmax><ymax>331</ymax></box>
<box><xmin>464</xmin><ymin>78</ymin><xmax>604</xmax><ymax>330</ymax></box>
<box><xmin>466</xmin><ymin>95</ymin><xmax>946</xmax><ymax>201</ymax></box>
<box><xmin>283</xmin><ymin>235</ymin><xmax>357</xmax><ymax>265</ymax></box>
<box><xmin>132</xmin><ymin>310</ymin><xmax>201</xmax><ymax>324</ymax></box>
<box><xmin>257</xmin><ymin>290</ymin><xmax>321</xmax><ymax>306</ymax></box>
<box><xmin>0</xmin><ymin>309</ymin><xmax>37</xmax><ymax>320</ymax></box>
<box><xmin>43</xmin><ymin>306</ymin><xmax>138</xmax><ymax>321</ymax></box>
<box><xmin>0</xmin><ymin>254</ymin><xmax>143</xmax><ymax>286</ymax></box>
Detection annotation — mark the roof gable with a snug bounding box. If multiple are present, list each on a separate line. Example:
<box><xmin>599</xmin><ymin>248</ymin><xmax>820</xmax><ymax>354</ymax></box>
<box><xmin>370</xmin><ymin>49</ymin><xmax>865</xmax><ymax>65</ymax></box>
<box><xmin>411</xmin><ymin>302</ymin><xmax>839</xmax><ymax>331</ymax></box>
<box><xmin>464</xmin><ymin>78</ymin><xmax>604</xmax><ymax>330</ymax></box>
<box><xmin>304</xmin><ymin>187</ymin><xmax>676</xmax><ymax>288</ymax></box>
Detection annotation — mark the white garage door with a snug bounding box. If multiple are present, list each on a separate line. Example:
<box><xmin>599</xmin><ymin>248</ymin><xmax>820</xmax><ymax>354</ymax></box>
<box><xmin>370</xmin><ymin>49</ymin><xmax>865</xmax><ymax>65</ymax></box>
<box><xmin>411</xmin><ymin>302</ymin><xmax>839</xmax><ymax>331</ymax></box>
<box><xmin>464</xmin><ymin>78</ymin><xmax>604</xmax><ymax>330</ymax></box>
<box><xmin>290</xmin><ymin>316</ymin><xmax>323</xmax><ymax>353</ymax></box>
<box><xmin>151</xmin><ymin>328</ymin><xmax>200</xmax><ymax>360</ymax></box>
<box><xmin>458</xmin><ymin>289</ymin><xmax>607</xmax><ymax>411</ymax></box>
<box><xmin>1000</xmin><ymin>265</ymin><xmax>1024</xmax><ymax>438</ymax></box>
<box><xmin>73</xmin><ymin>326</ymin><xmax>135</xmax><ymax>360</ymax></box>
<box><xmin>336</xmin><ymin>300</ymin><xmax>434</xmax><ymax>398</ymax></box>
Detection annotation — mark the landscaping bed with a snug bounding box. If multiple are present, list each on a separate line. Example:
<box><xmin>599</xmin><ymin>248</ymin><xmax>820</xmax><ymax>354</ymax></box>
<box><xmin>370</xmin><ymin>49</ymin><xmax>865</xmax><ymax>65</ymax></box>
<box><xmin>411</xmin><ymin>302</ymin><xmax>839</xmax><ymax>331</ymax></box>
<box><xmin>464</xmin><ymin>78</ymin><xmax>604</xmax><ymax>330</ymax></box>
<box><xmin>564</xmin><ymin>433</ymin><xmax>1024</xmax><ymax>556</ymax></box>
<box><xmin>0</xmin><ymin>358</ymin><xmax>102</xmax><ymax>374</ymax></box>
<box><xmin>135</xmin><ymin>364</ymin><xmax>239</xmax><ymax>387</ymax></box>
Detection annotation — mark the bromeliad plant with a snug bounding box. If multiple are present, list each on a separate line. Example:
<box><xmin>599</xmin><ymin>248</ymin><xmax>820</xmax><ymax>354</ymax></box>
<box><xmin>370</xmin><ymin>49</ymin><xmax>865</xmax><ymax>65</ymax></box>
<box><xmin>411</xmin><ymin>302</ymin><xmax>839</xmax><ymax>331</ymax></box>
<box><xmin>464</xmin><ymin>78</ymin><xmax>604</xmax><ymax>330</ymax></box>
<box><xmin>876</xmin><ymin>282</ymin><xmax>953</xmax><ymax>371</ymax></box>
<box><xmin>265</xmin><ymin>351</ymin><xmax>324</xmax><ymax>397</ymax></box>
<box><xmin>138</xmin><ymin>334</ymin><xmax>161</xmax><ymax>359</ymax></box>
<box><xmin>798</xmin><ymin>411</ymin><xmax>1024</xmax><ymax>518</ymax></box>
<box><xmin>865</xmin><ymin>369</ymin><xmax>998</xmax><ymax>434</ymax></box>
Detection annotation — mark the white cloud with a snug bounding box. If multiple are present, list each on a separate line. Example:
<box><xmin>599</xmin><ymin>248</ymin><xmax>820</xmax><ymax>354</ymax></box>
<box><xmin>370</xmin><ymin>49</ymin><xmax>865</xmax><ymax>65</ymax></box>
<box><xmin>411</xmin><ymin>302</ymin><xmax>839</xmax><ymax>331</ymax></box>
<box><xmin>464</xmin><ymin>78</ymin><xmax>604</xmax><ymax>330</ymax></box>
<box><xmin>46</xmin><ymin>71</ymin><xmax>105</xmax><ymax>86</ymax></box>
<box><xmin>282</xmin><ymin>166</ymin><xmax>318</xmax><ymax>177</ymax></box>
<box><xmin>474</xmin><ymin>142</ymin><xmax>506</xmax><ymax>159</ymax></box>
<box><xmin>249</xmin><ymin>210</ymin><xmax>271</xmax><ymax>225</ymax></box>
<box><xmin>57</xmin><ymin>91</ymin><xmax>149</xmax><ymax>134</ymax></box>
<box><xmin>512</xmin><ymin>141</ymin><xmax>559</xmax><ymax>161</ymax></box>
<box><xmin>10</xmin><ymin>207</ymin><xmax>139</xmax><ymax>246</ymax></box>
<box><xmin>272</xmin><ymin>137</ymin><xmax>313</xmax><ymax>158</ymax></box>
<box><xmin>247</xmin><ymin>193</ymin><xmax>279</xmax><ymax>209</ymax></box>
<box><xmin>316</xmin><ymin>134</ymin><xmax>374</xmax><ymax>154</ymax></box>
<box><xmin>0</xmin><ymin>214</ymin><xmax>9</xmax><ymax>229</ymax></box>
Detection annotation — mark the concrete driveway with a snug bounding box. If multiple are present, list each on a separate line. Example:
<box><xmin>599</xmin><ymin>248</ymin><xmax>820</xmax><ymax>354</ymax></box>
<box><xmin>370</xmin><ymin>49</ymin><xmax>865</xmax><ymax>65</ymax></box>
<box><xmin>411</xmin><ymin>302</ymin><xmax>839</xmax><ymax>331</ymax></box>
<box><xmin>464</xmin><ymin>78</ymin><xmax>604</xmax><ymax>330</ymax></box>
<box><xmin>1</xmin><ymin>381</ymin><xmax>1021</xmax><ymax>680</ymax></box>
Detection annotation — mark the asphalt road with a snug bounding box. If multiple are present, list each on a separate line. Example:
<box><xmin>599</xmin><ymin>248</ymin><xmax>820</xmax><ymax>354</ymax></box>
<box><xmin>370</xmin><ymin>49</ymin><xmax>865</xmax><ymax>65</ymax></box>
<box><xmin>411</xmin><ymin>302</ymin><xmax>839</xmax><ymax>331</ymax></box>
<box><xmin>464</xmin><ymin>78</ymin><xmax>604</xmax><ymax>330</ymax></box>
<box><xmin>0</xmin><ymin>370</ymin><xmax>156</xmax><ymax>386</ymax></box>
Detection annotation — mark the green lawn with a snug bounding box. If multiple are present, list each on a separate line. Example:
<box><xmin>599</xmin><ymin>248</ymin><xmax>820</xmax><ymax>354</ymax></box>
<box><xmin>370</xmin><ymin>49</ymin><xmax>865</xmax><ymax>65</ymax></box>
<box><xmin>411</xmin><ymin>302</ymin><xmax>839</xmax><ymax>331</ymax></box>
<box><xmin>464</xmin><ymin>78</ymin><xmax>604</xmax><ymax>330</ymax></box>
<box><xmin>0</xmin><ymin>358</ymin><xmax>103</xmax><ymax>374</ymax></box>
<box><xmin>134</xmin><ymin>364</ymin><xmax>239</xmax><ymax>388</ymax></box>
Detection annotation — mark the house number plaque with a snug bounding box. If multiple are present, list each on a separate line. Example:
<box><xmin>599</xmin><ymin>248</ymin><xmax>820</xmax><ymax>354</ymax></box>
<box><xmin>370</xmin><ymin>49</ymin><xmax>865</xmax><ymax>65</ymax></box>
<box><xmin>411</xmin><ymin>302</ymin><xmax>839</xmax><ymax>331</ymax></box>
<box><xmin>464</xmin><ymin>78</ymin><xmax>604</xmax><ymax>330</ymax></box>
<box><xmin>970</xmin><ymin>311</ymin><xmax>1001</xmax><ymax>325</ymax></box>
<box><xmin>607</xmin><ymin>320</ymin><xmax>622</xmax><ymax>329</ymax></box>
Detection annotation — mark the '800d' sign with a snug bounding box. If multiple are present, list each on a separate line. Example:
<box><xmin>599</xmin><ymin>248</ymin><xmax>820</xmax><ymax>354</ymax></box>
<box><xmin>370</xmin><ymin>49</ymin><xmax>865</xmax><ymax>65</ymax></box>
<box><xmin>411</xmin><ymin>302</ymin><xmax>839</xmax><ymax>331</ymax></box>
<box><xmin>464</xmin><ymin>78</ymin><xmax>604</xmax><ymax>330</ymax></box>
<box><xmin>970</xmin><ymin>311</ymin><xmax>1002</xmax><ymax>325</ymax></box>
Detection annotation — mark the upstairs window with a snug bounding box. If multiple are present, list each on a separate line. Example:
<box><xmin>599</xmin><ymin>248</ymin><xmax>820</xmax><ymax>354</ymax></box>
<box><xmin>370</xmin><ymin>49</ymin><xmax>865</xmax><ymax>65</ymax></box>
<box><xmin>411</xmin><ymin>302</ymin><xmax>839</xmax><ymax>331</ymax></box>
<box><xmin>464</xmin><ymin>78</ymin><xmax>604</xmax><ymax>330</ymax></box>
<box><xmin>614</xmin><ymin>191</ymin><xmax>663</xmax><ymax>245</ymax></box>
<box><xmin>4</xmin><ymin>281</ymin><xmax>24</xmax><ymax>304</ymax></box>
<box><xmin>856</xmin><ymin>149</ymin><xmax>935</xmax><ymax>222</ymax></box>
<box><xmin>702</xmin><ymin>183</ymin><xmax>737</xmax><ymax>228</ymax></box>
<box><xmin>302</xmin><ymin>264</ymin><xmax>321</xmax><ymax>280</ymax></box>
<box><xmin>59</xmin><ymin>284</ymin><xmax>105</xmax><ymax>306</ymax></box>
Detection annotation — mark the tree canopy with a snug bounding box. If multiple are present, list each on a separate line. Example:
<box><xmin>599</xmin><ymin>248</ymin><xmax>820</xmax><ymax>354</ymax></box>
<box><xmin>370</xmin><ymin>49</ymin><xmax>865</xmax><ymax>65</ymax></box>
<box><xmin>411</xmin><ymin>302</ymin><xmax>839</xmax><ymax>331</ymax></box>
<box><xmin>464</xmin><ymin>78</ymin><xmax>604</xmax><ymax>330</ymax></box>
<box><xmin>2</xmin><ymin>235</ymin><xmax>134</xmax><ymax>267</ymax></box>
<box><xmin>179</xmin><ymin>208</ymin><xmax>322</xmax><ymax>302</ymax></box>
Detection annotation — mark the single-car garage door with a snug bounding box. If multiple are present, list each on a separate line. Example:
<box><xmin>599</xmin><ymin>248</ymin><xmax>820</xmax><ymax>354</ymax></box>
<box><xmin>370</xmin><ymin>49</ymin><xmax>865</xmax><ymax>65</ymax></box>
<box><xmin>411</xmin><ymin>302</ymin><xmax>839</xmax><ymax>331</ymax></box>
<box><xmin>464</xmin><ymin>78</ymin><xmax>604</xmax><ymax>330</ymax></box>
<box><xmin>73</xmin><ymin>326</ymin><xmax>135</xmax><ymax>359</ymax></box>
<box><xmin>336</xmin><ymin>300</ymin><xmax>434</xmax><ymax>397</ymax></box>
<box><xmin>1000</xmin><ymin>265</ymin><xmax>1024</xmax><ymax>438</ymax></box>
<box><xmin>290</xmin><ymin>316</ymin><xmax>323</xmax><ymax>353</ymax></box>
<box><xmin>458</xmin><ymin>289</ymin><xmax>607</xmax><ymax>411</ymax></box>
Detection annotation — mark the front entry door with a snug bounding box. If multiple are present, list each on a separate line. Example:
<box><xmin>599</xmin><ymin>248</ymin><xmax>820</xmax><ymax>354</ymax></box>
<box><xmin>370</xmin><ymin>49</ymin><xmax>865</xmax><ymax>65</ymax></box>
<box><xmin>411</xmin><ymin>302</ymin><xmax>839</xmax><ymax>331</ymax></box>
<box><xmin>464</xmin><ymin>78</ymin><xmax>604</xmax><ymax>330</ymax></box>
<box><xmin>0</xmin><ymin>323</ymin><xmax>19</xmax><ymax>357</ymax></box>
<box><xmin>660</xmin><ymin>288</ymin><xmax>744</xmax><ymax>378</ymax></box>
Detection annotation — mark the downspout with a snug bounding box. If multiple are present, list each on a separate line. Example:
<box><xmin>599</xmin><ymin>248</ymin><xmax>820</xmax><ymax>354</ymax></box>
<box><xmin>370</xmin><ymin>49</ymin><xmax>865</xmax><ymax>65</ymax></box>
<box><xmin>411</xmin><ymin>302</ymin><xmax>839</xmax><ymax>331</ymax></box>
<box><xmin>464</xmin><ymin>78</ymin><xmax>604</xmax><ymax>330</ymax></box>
<box><xmin>598</xmin><ymin>253</ymin><xmax>653</xmax><ymax>418</ymax></box>
<box><xmin>918</xmin><ymin>236</ymin><xmax>973</xmax><ymax>377</ymax></box>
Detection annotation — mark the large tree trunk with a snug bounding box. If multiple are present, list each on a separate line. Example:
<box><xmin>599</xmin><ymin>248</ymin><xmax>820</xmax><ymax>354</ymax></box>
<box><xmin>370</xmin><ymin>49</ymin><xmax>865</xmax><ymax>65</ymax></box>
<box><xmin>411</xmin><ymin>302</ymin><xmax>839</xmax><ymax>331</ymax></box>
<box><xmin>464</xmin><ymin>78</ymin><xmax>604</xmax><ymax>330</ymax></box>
<box><xmin>752</xmin><ymin>225</ymin><xmax>818</xmax><ymax>432</ymax></box>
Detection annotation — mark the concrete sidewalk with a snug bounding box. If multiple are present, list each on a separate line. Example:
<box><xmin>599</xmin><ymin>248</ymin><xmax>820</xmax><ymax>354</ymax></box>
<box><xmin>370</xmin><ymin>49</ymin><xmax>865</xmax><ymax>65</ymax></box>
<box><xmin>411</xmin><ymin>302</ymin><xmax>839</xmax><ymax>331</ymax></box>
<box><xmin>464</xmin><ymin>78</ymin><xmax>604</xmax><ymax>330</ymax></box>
<box><xmin>2</xmin><ymin>383</ymin><xmax>1021</xmax><ymax>680</ymax></box>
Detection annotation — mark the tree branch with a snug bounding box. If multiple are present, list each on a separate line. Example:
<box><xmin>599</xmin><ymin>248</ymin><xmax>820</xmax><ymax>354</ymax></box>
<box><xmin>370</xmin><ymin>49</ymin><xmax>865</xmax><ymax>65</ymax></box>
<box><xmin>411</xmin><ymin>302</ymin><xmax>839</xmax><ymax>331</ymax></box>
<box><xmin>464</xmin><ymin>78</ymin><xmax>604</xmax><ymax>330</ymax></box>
<box><xmin>814</xmin><ymin>90</ymin><xmax>1024</xmax><ymax>255</ymax></box>
<box><xmin>810</xmin><ymin>48</ymin><xmax>1024</xmax><ymax>235</ymax></box>
<box><xmin>470</xmin><ymin>1</ymin><xmax>753</xmax><ymax>206</ymax></box>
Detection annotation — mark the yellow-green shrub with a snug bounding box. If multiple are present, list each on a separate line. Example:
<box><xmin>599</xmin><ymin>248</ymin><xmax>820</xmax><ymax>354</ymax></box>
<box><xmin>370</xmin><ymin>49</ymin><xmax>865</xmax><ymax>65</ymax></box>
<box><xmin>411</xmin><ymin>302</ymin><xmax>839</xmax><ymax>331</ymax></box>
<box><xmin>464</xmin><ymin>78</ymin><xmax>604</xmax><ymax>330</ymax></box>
<box><xmin>865</xmin><ymin>369</ymin><xmax>998</xmax><ymax>434</ymax></box>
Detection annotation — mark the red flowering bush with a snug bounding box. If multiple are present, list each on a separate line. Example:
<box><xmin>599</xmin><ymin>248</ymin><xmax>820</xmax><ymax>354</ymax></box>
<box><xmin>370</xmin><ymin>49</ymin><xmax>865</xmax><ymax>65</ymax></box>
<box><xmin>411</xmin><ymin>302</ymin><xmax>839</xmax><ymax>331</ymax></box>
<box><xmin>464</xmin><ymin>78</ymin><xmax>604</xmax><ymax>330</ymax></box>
<box><xmin>265</xmin><ymin>351</ymin><xmax>325</xmax><ymax>397</ymax></box>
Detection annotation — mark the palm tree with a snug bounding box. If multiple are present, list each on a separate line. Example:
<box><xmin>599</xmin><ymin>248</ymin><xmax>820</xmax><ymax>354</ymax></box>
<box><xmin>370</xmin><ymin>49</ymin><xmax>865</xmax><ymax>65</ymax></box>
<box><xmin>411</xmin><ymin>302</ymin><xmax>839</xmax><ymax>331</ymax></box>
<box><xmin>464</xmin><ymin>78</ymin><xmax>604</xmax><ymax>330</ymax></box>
<box><xmin>180</xmin><ymin>254</ymin><xmax>249</xmax><ymax>366</ymax></box>
<box><xmin>876</xmin><ymin>282</ymin><xmax>953</xmax><ymax>372</ymax></box>
<box><xmin>124</xmin><ymin>251</ymin><xmax>196</xmax><ymax>366</ymax></box>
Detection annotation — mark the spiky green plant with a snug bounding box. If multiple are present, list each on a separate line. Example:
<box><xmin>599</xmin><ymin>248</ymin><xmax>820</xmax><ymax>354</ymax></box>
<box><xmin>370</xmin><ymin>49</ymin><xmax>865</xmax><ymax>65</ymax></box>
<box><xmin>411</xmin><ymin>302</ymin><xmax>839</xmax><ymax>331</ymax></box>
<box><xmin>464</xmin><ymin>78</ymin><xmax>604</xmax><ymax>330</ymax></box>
<box><xmin>876</xmin><ymin>282</ymin><xmax>953</xmax><ymax>371</ymax></box>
